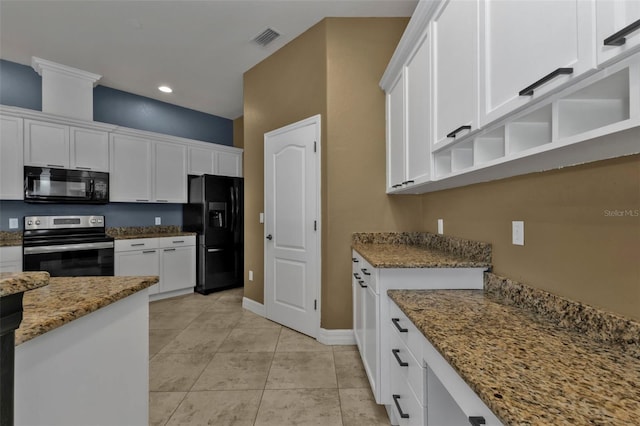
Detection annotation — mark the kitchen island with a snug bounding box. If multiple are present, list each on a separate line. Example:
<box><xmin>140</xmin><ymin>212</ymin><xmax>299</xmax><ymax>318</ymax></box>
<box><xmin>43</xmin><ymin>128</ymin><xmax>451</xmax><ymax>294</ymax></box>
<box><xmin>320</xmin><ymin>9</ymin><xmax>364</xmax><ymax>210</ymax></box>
<box><xmin>1</xmin><ymin>272</ymin><xmax>158</xmax><ymax>426</ymax></box>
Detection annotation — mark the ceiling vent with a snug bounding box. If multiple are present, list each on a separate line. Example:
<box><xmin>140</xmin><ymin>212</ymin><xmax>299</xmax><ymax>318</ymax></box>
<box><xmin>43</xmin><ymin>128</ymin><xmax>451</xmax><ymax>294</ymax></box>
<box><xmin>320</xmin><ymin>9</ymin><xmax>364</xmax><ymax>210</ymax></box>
<box><xmin>252</xmin><ymin>28</ymin><xmax>281</xmax><ymax>47</ymax></box>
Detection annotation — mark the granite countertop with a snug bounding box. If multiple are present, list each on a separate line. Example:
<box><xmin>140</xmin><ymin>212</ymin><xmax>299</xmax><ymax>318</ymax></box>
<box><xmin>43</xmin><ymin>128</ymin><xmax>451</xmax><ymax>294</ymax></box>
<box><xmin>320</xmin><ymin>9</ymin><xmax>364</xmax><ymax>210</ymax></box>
<box><xmin>0</xmin><ymin>272</ymin><xmax>49</xmax><ymax>297</ymax></box>
<box><xmin>111</xmin><ymin>231</ymin><xmax>196</xmax><ymax>240</ymax></box>
<box><xmin>388</xmin><ymin>287</ymin><xmax>640</xmax><ymax>425</ymax></box>
<box><xmin>0</xmin><ymin>231</ymin><xmax>22</xmax><ymax>247</ymax></box>
<box><xmin>107</xmin><ymin>225</ymin><xmax>196</xmax><ymax>240</ymax></box>
<box><xmin>352</xmin><ymin>232</ymin><xmax>492</xmax><ymax>268</ymax></box>
<box><xmin>16</xmin><ymin>275</ymin><xmax>158</xmax><ymax>346</ymax></box>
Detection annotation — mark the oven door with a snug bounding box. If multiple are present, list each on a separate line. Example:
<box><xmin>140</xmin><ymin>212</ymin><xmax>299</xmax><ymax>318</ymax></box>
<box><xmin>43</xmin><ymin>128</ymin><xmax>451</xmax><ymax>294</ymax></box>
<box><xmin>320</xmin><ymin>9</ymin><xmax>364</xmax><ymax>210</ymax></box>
<box><xmin>23</xmin><ymin>241</ymin><xmax>114</xmax><ymax>277</ymax></box>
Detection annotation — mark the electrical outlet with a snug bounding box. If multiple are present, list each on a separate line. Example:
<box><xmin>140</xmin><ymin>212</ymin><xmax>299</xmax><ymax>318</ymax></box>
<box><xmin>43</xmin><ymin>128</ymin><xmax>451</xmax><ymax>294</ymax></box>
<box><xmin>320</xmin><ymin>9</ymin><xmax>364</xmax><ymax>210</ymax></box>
<box><xmin>249</xmin><ymin>270</ymin><xmax>254</xmax><ymax>281</ymax></box>
<box><xmin>512</xmin><ymin>221</ymin><xmax>524</xmax><ymax>246</ymax></box>
<box><xmin>155</xmin><ymin>217</ymin><xmax>161</xmax><ymax>225</ymax></box>
<box><xmin>437</xmin><ymin>219</ymin><xmax>444</xmax><ymax>235</ymax></box>
<box><xmin>9</xmin><ymin>218</ymin><xmax>18</xmax><ymax>229</ymax></box>
<box><xmin>259</xmin><ymin>213</ymin><xmax>264</xmax><ymax>224</ymax></box>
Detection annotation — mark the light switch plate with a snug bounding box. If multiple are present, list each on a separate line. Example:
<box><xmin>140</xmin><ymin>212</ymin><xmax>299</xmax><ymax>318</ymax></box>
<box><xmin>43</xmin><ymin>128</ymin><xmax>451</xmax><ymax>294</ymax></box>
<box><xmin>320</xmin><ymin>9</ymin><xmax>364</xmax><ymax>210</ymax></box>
<box><xmin>9</xmin><ymin>218</ymin><xmax>18</xmax><ymax>229</ymax></box>
<box><xmin>512</xmin><ymin>221</ymin><xmax>524</xmax><ymax>245</ymax></box>
<box><xmin>155</xmin><ymin>217</ymin><xmax>161</xmax><ymax>225</ymax></box>
<box><xmin>249</xmin><ymin>270</ymin><xmax>254</xmax><ymax>281</ymax></box>
<box><xmin>437</xmin><ymin>219</ymin><xmax>444</xmax><ymax>235</ymax></box>
<box><xmin>259</xmin><ymin>213</ymin><xmax>264</xmax><ymax>224</ymax></box>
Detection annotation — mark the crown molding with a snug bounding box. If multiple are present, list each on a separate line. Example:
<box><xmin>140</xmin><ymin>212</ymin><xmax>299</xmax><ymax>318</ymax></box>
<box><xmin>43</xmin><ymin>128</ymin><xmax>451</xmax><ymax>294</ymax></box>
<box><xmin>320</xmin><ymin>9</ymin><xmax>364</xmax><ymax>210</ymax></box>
<box><xmin>31</xmin><ymin>56</ymin><xmax>102</xmax><ymax>86</ymax></box>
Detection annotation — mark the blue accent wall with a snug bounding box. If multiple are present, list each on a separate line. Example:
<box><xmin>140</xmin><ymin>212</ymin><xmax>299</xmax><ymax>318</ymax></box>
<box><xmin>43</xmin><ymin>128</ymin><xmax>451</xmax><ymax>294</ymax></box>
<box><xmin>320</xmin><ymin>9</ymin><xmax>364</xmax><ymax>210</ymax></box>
<box><xmin>0</xmin><ymin>60</ymin><xmax>42</xmax><ymax>111</ymax></box>
<box><xmin>0</xmin><ymin>201</ymin><xmax>182</xmax><ymax>231</ymax></box>
<box><xmin>0</xmin><ymin>58</ymin><xmax>234</xmax><ymax>229</ymax></box>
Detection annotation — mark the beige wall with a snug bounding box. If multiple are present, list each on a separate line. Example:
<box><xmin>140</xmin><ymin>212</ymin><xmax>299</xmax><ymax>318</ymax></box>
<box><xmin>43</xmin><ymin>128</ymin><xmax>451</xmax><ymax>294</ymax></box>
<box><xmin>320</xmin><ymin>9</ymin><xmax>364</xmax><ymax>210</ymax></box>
<box><xmin>419</xmin><ymin>140</ymin><xmax>640</xmax><ymax>320</ymax></box>
<box><xmin>233</xmin><ymin>116</ymin><xmax>244</xmax><ymax>148</ymax></box>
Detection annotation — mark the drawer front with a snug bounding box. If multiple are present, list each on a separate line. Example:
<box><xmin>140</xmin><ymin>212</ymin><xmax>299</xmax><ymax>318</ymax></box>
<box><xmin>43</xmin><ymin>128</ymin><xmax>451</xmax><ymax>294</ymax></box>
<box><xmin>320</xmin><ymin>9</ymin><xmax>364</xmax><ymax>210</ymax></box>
<box><xmin>158</xmin><ymin>235</ymin><xmax>195</xmax><ymax>248</ymax></box>
<box><xmin>359</xmin><ymin>257</ymin><xmax>378</xmax><ymax>294</ymax></box>
<box><xmin>390</xmin><ymin>301</ymin><xmax>424</xmax><ymax>362</ymax></box>
<box><xmin>389</xmin><ymin>349</ymin><xmax>425</xmax><ymax>426</ymax></box>
<box><xmin>390</xmin><ymin>324</ymin><xmax>425</xmax><ymax>404</ymax></box>
<box><xmin>114</xmin><ymin>238</ymin><xmax>158</xmax><ymax>252</ymax></box>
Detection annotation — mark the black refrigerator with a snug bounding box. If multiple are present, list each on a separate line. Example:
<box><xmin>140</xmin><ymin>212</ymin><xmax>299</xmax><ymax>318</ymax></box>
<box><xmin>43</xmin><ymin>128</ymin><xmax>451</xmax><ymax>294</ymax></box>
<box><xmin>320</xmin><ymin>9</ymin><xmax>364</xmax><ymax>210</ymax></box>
<box><xmin>183</xmin><ymin>175</ymin><xmax>243</xmax><ymax>294</ymax></box>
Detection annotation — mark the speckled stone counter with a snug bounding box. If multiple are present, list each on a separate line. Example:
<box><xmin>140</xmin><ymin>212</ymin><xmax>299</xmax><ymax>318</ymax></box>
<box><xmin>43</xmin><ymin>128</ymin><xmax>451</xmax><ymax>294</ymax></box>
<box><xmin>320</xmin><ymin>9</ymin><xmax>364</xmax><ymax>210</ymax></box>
<box><xmin>107</xmin><ymin>225</ymin><xmax>195</xmax><ymax>240</ymax></box>
<box><xmin>352</xmin><ymin>232</ymin><xmax>491</xmax><ymax>268</ymax></box>
<box><xmin>0</xmin><ymin>272</ymin><xmax>49</xmax><ymax>297</ymax></box>
<box><xmin>16</xmin><ymin>275</ymin><xmax>158</xmax><ymax>346</ymax></box>
<box><xmin>0</xmin><ymin>231</ymin><xmax>22</xmax><ymax>247</ymax></box>
<box><xmin>388</xmin><ymin>281</ymin><xmax>640</xmax><ymax>425</ymax></box>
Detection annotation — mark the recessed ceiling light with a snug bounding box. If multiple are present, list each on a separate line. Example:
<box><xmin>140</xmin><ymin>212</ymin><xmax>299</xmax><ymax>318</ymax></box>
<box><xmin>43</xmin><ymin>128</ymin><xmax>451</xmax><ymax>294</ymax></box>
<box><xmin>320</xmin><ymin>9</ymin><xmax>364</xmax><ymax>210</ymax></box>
<box><xmin>158</xmin><ymin>86</ymin><xmax>172</xmax><ymax>93</ymax></box>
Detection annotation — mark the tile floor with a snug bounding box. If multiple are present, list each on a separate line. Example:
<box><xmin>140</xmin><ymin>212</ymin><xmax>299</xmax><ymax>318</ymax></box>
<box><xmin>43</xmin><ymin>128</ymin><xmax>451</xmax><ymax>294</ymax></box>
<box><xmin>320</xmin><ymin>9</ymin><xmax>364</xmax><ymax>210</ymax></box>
<box><xmin>149</xmin><ymin>287</ymin><xmax>391</xmax><ymax>426</ymax></box>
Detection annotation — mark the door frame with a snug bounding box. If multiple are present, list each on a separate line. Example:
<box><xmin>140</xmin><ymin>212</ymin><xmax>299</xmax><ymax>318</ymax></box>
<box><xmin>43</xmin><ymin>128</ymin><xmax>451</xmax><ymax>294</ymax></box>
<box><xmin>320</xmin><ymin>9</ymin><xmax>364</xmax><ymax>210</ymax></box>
<box><xmin>263</xmin><ymin>114</ymin><xmax>322</xmax><ymax>338</ymax></box>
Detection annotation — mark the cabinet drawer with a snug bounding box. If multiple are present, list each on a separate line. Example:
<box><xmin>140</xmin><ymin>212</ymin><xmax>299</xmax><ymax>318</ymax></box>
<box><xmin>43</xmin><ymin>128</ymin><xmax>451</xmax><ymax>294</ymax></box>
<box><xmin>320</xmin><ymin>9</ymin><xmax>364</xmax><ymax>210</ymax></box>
<box><xmin>158</xmin><ymin>235</ymin><xmax>195</xmax><ymax>248</ymax></box>
<box><xmin>390</xmin><ymin>301</ymin><xmax>424</xmax><ymax>363</ymax></box>
<box><xmin>114</xmin><ymin>238</ymin><xmax>159</xmax><ymax>252</ymax></box>
<box><xmin>358</xmin><ymin>257</ymin><xmax>377</xmax><ymax>294</ymax></box>
<box><xmin>389</xmin><ymin>353</ymin><xmax>425</xmax><ymax>426</ymax></box>
<box><xmin>390</xmin><ymin>324</ymin><xmax>426</xmax><ymax>405</ymax></box>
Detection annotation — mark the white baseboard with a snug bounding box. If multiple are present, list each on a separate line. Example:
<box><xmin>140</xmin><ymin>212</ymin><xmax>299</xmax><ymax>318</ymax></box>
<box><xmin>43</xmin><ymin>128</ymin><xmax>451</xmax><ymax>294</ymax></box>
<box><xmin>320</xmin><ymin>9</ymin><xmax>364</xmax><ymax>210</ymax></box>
<box><xmin>242</xmin><ymin>297</ymin><xmax>266</xmax><ymax>317</ymax></box>
<box><xmin>317</xmin><ymin>328</ymin><xmax>356</xmax><ymax>345</ymax></box>
<box><xmin>149</xmin><ymin>288</ymin><xmax>193</xmax><ymax>302</ymax></box>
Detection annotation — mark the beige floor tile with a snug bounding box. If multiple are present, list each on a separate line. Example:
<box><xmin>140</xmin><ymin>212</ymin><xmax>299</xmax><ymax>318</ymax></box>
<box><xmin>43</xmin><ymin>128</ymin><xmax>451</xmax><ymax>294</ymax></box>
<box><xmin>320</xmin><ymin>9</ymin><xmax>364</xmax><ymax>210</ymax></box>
<box><xmin>149</xmin><ymin>353</ymin><xmax>213</xmax><ymax>391</ymax></box>
<box><xmin>254</xmin><ymin>389</ymin><xmax>342</xmax><ymax>426</ymax></box>
<box><xmin>150</xmin><ymin>311</ymin><xmax>200</xmax><ymax>330</ymax></box>
<box><xmin>150</xmin><ymin>329</ymin><xmax>182</xmax><ymax>358</ymax></box>
<box><xmin>339</xmin><ymin>388</ymin><xmax>390</xmax><ymax>426</ymax></box>
<box><xmin>150</xmin><ymin>294</ymin><xmax>217</xmax><ymax>314</ymax></box>
<box><xmin>193</xmin><ymin>310</ymin><xmax>243</xmax><ymax>328</ymax></box>
<box><xmin>217</xmin><ymin>328</ymin><xmax>281</xmax><ymax>353</ymax></box>
<box><xmin>236</xmin><ymin>311</ymin><xmax>282</xmax><ymax>329</ymax></box>
<box><xmin>192</xmin><ymin>352</ymin><xmax>274</xmax><ymax>391</ymax></box>
<box><xmin>149</xmin><ymin>392</ymin><xmax>186</xmax><ymax>426</ymax></box>
<box><xmin>266</xmin><ymin>351</ymin><xmax>337</xmax><ymax>389</ymax></box>
<box><xmin>276</xmin><ymin>327</ymin><xmax>332</xmax><ymax>352</ymax></box>
<box><xmin>166</xmin><ymin>390</ymin><xmax>262</xmax><ymax>426</ymax></box>
<box><xmin>159</xmin><ymin>326</ymin><xmax>231</xmax><ymax>354</ymax></box>
<box><xmin>205</xmin><ymin>300</ymin><xmax>245</xmax><ymax>313</ymax></box>
<box><xmin>333</xmin><ymin>344</ymin><xmax>358</xmax><ymax>352</ymax></box>
<box><xmin>334</xmin><ymin>350</ymin><xmax>370</xmax><ymax>389</ymax></box>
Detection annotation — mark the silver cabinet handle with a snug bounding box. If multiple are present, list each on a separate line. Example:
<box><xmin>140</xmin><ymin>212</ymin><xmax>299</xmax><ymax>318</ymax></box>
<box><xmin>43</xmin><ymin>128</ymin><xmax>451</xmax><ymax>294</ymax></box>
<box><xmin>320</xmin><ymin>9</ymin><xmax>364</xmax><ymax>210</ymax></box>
<box><xmin>46</xmin><ymin>164</ymin><xmax>65</xmax><ymax>168</ymax></box>
<box><xmin>75</xmin><ymin>166</ymin><xmax>92</xmax><ymax>170</ymax></box>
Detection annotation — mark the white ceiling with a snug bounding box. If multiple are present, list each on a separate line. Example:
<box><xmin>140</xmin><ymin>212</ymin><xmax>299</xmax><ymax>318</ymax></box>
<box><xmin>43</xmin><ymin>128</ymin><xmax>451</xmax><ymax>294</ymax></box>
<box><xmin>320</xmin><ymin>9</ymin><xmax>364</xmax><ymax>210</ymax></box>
<box><xmin>0</xmin><ymin>0</ymin><xmax>418</xmax><ymax>120</ymax></box>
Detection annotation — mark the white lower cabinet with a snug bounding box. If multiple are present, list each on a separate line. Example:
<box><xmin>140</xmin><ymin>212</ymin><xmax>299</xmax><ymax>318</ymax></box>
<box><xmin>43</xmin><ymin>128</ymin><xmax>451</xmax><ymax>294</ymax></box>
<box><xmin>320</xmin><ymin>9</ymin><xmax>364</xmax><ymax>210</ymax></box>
<box><xmin>351</xmin><ymin>249</ymin><xmax>486</xmax><ymax>407</ymax></box>
<box><xmin>0</xmin><ymin>246</ymin><xmax>23</xmax><ymax>273</ymax></box>
<box><xmin>115</xmin><ymin>236</ymin><xmax>195</xmax><ymax>300</ymax></box>
<box><xmin>0</xmin><ymin>116</ymin><xmax>24</xmax><ymax>200</ymax></box>
<box><xmin>388</xmin><ymin>299</ymin><xmax>503</xmax><ymax>426</ymax></box>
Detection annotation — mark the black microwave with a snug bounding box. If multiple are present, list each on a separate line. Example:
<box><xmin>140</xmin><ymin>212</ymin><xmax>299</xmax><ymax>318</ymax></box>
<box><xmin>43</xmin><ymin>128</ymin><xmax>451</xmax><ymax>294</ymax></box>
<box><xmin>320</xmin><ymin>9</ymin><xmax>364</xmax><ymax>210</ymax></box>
<box><xmin>24</xmin><ymin>166</ymin><xmax>109</xmax><ymax>204</ymax></box>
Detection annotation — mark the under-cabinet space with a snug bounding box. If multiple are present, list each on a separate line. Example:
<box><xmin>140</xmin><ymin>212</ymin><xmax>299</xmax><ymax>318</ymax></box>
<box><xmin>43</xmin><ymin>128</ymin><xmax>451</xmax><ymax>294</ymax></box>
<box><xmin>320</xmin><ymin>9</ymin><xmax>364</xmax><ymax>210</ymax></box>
<box><xmin>434</xmin><ymin>151</ymin><xmax>452</xmax><ymax>178</ymax></box>
<box><xmin>474</xmin><ymin>127</ymin><xmax>505</xmax><ymax>165</ymax></box>
<box><xmin>451</xmin><ymin>141</ymin><xmax>474</xmax><ymax>172</ymax></box>
<box><xmin>556</xmin><ymin>68</ymin><xmax>631</xmax><ymax>140</ymax></box>
<box><xmin>507</xmin><ymin>105</ymin><xmax>553</xmax><ymax>154</ymax></box>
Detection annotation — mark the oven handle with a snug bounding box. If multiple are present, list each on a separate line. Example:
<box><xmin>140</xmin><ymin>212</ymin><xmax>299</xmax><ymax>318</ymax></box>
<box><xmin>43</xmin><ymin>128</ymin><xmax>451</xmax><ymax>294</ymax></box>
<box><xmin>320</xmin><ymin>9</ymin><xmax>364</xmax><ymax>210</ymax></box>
<box><xmin>24</xmin><ymin>241</ymin><xmax>114</xmax><ymax>255</ymax></box>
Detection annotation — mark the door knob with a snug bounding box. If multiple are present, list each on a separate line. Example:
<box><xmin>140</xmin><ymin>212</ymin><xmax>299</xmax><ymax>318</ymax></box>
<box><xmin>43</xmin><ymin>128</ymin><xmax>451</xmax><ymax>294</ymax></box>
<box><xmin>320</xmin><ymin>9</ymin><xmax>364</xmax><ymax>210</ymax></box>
<box><xmin>266</xmin><ymin>234</ymin><xmax>273</xmax><ymax>240</ymax></box>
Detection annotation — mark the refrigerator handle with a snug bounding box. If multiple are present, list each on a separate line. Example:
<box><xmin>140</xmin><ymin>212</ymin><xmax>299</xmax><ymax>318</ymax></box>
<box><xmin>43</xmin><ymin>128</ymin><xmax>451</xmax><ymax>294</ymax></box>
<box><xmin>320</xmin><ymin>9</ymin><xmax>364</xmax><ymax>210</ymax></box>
<box><xmin>235</xmin><ymin>185</ymin><xmax>240</xmax><ymax>228</ymax></box>
<box><xmin>230</xmin><ymin>186</ymin><xmax>235</xmax><ymax>232</ymax></box>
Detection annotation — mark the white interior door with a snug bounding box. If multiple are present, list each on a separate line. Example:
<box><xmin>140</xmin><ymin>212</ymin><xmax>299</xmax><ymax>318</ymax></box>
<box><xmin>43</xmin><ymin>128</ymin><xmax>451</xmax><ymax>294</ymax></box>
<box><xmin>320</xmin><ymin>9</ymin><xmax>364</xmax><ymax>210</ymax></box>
<box><xmin>264</xmin><ymin>115</ymin><xmax>320</xmax><ymax>338</ymax></box>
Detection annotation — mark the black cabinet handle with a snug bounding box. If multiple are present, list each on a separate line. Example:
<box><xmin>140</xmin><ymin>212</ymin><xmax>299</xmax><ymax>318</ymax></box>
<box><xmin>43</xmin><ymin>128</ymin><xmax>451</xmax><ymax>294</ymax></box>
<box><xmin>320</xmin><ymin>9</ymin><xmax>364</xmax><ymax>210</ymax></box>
<box><xmin>173</xmin><ymin>240</ymin><xmax>185</xmax><ymax>244</ymax></box>
<box><xmin>142</xmin><ymin>250</ymin><xmax>156</xmax><ymax>254</ymax></box>
<box><xmin>131</xmin><ymin>243</ymin><xmax>145</xmax><ymax>247</ymax></box>
<box><xmin>392</xmin><ymin>184</ymin><xmax>403</xmax><ymax>188</ymax></box>
<box><xmin>392</xmin><ymin>318</ymin><xmax>408</xmax><ymax>333</ymax></box>
<box><xmin>360</xmin><ymin>268</ymin><xmax>371</xmax><ymax>276</ymax></box>
<box><xmin>401</xmin><ymin>180</ymin><xmax>415</xmax><ymax>185</ymax></box>
<box><xmin>352</xmin><ymin>257</ymin><xmax>359</xmax><ymax>263</ymax></box>
<box><xmin>353</xmin><ymin>272</ymin><xmax>361</xmax><ymax>280</ymax></box>
<box><xmin>163</xmin><ymin>248</ymin><xmax>176</xmax><ymax>252</ymax></box>
<box><xmin>469</xmin><ymin>416</ymin><xmax>486</xmax><ymax>426</ymax></box>
<box><xmin>604</xmin><ymin>19</ymin><xmax>640</xmax><ymax>46</ymax></box>
<box><xmin>446</xmin><ymin>125</ymin><xmax>471</xmax><ymax>138</ymax></box>
<box><xmin>358</xmin><ymin>280</ymin><xmax>367</xmax><ymax>288</ymax></box>
<box><xmin>392</xmin><ymin>395</ymin><xmax>410</xmax><ymax>419</ymax></box>
<box><xmin>46</xmin><ymin>164</ymin><xmax>65</xmax><ymax>168</ymax></box>
<box><xmin>392</xmin><ymin>349</ymin><xmax>409</xmax><ymax>367</ymax></box>
<box><xmin>519</xmin><ymin>67</ymin><xmax>573</xmax><ymax>96</ymax></box>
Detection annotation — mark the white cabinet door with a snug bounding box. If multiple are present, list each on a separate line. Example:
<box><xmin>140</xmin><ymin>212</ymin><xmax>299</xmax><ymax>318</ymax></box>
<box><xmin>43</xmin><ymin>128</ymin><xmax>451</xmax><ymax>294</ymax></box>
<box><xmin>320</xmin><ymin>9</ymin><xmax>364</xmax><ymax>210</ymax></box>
<box><xmin>110</xmin><ymin>134</ymin><xmax>153</xmax><ymax>202</ymax></box>
<box><xmin>432</xmin><ymin>0</ymin><xmax>479</xmax><ymax>145</ymax></box>
<box><xmin>363</xmin><ymin>284</ymin><xmax>379</xmax><ymax>395</ymax></box>
<box><xmin>115</xmin><ymin>249</ymin><xmax>160</xmax><ymax>294</ymax></box>
<box><xmin>406</xmin><ymin>32</ymin><xmax>431</xmax><ymax>184</ymax></box>
<box><xmin>160</xmin><ymin>245</ymin><xmax>195</xmax><ymax>293</ymax></box>
<box><xmin>70</xmin><ymin>127</ymin><xmax>109</xmax><ymax>172</ymax></box>
<box><xmin>154</xmin><ymin>142</ymin><xmax>187</xmax><ymax>203</ymax></box>
<box><xmin>387</xmin><ymin>73</ymin><xmax>406</xmax><ymax>191</ymax></box>
<box><xmin>24</xmin><ymin>119</ymin><xmax>69</xmax><ymax>168</ymax></box>
<box><xmin>217</xmin><ymin>151</ymin><xmax>242</xmax><ymax>177</ymax></box>
<box><xmin>188</xmin><ymin>146</ymin><xmax>216</xmax><ymax>175</ymax></box>
<box><xmin>597</xmin><ymin>0</ymin><xmax>640</xmax><ymax>65</ymax></box>
<box><xmin>480</xmin><ymin>0</ymin><xmax>596</xmax><ymax>126</ymax></box>
<box><xmin>0</xmin><ymin>116</ymin><xmax>24</xmax><ymax>200</ymax></box>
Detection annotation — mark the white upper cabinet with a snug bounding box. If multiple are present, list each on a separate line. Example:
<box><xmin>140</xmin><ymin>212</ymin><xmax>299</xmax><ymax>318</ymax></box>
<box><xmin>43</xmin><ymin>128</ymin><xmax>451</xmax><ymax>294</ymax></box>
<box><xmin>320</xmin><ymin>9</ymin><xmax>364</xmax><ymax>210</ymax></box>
<box><xmin>217</xmin><ymin>150</ymin><xmax>242</xmax><ymax>177</ymax></box>
<box><xmin>155</xmin><ymin>141</ymin><xmax>187</xmax><ymax>203</ymax></box>
<box><xmin>70</xmin><ymin>127</ymin><xmax>109</xmax><ymax>172</ymax></box>
<box><xmin>110</xmin><ymin>134</ymin><xmax>153</xmax><ymax>202</ymax></box>
<box><xmin>386</xmin><ymin>73</ymin><xmax>406</xmax><ymax>191</ymax></box>
<box><xmin>0</xmin><ymin>116</ymin><xmax>24</xmax><ymax>200</ymax></box>
<box><xmin>432</xmin><ymin>0</ymin><xmax>479</xmax><ymax>145</ymax></box>
<box><xmin>479</xmin><ymin>0</ymin><xmax>596</xmax><ymax>126</ymax></box>
<box><xmin>188</xmin><ymin>146</ymin><xmax>216</xmax><ymax>175</ymax></box>
<box><xmin>188</xmin><ymin>145</ymin><xmax>243</xmax><ymax>177</ymax></box>
<box><xmin>24</xmin><ymin>119</ymin><xmax>69</xmax><ymax>168</ymax></box>
<box><xmin>596</xmin><ymin>0</ymin><xmax>640</xmax><ymax>66</ymax></box>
